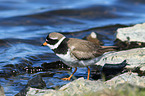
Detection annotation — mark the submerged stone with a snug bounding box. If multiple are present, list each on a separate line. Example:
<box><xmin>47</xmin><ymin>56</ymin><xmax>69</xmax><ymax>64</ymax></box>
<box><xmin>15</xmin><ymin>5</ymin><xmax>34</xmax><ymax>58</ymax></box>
<box><xmin>16</xmin><ymin>75</ymin><xmax>46</xmax><ymax>96</ymax></box>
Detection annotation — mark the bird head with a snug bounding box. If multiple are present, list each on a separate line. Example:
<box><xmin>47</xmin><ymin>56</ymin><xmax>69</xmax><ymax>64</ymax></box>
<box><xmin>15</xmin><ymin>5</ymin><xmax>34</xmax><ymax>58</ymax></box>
<box><xmin>42</xmin><ymin>32</ymin><xmax>66</xmax><ymax>49</ymax></box>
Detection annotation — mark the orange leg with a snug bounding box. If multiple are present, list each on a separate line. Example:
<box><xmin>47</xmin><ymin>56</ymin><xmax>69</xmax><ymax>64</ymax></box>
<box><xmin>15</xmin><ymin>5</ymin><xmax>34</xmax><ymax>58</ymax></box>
<box><xmin>87</xmin><ymin>67</ymin><xmax>90</xmax><ymax>80</ymax></box>
<box><xmin>62</xmin><ymin>67</ymin><xmax>77</xmax><ymax>81</ymax></box>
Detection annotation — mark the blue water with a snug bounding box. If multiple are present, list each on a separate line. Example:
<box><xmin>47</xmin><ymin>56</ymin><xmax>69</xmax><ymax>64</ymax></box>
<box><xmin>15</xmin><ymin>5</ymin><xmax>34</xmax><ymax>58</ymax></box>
<box><xmin>0</xmin><ymin>0</ymin><xmax>145</xmax><ymax>95</ymax></box>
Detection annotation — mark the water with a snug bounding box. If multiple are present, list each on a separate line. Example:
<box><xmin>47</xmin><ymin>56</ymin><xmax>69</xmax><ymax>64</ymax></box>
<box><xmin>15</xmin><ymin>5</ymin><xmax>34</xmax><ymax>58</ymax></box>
<box><xmin>0</xmin><ymin>0</ymin><xmax>145</xmax><ymax>95</ymax></box>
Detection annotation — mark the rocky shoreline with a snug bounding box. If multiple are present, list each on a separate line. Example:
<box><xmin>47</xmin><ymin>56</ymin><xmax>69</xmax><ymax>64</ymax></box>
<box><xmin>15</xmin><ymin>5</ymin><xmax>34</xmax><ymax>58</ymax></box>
<box><xmin>1</xmin><ymin>23</ymin><xmax>145</xmax><ymax>96</ymax></box>
<box><xmin>16</xmin><ymin>72</ymin><xmax>145</xmax><ymax>96</ymax></box>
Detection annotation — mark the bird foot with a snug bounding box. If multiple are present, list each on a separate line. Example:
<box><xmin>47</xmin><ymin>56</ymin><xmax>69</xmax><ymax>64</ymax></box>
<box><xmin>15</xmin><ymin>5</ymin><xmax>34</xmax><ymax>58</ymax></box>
<box><xmin>61</xmin><ymin>77</ymin><xmax>71</xmax><ymax>81</ymax></box>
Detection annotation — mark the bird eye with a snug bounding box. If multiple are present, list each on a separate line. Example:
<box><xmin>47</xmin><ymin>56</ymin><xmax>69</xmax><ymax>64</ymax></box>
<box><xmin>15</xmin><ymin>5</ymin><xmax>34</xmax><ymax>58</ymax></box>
<box><xmin>46</xmin><ymin>37</ymin><xmax>58</xmax><ymax>45</ymax></box>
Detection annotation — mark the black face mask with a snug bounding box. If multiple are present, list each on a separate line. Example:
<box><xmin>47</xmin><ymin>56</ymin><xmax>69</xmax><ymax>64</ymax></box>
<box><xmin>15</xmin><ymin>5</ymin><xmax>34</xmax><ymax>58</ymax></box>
<box><xmin>46</xmin><ymin>36</ymin><xmax>59</xmax><ymax>45</ymax></box>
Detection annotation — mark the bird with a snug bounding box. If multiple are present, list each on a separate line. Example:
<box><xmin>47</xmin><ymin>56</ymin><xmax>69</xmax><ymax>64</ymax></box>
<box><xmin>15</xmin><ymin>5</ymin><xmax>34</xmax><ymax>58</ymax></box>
<box><xmin>86</xmin><ymin>32</ymin><xmax>117</xmax><ymax>49</ymax></box>
<box><xmin>86</xmin><ymin>32</ymin><xmax>103</xmax><ymax>46</ymax></box>
<box><xmin>42</xmin><ymin>32</ymin><xmax>115</xmax><ymax>80</ymax></box>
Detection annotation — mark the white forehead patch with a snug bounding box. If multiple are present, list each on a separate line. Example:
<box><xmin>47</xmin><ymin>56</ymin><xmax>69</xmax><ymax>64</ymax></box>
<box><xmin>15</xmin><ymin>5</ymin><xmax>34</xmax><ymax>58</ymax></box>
<box><xmin>90</xmin><ymin>32</ymin><xmax>97</xmax><ymax>38</ymax></box>
<box><xmin>49</xmin><ymin>36</ymin><xmax>58</xmax><ymax>40</ymax></box>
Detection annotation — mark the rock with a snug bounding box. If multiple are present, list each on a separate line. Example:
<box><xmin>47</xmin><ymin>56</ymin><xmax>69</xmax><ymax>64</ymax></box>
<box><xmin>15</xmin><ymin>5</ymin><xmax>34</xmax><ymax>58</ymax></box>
<box><xmin>96</xmin><ymin>23</ymin><xmax>145</xmax><ymax>71</ymax></box>
<box><xmin>105</xmin><ymin>72</ymin><xmax>145</xmax><ymax>88</ymax></box>
<box><xmin>41</xmin><ymin>61</ymin><xmax>70</xmax><ymax>70</ymax></box>
<box><xmin>27</xmin><ymin>75</ymin><xmax>46</xmax><ymax>89</ymax></box>
<box><xmin>26</xmin><ymin>78</ymin><xmax>105</xmax><ymax>96</ymax></box>
<box><xmin>95</xmin><ymin>47</ymin><xmax>145</xmax><ymax>71</ymax></box>
<box><xmin>26</xmin><ymin>72</ymin><xmax>145</xmax><ymax>96</ymax></box>
<box><xmin>0</xmin><ymin>84</ymin><xmax>5</xmax><ymax>96</ymax></box>
<box><xmin>116</xmin><ymin>23</ymin><xmax>145</xmax><ymax>43</ymax></box>
<box><xmin>16</xmin><ymin>75</ymin><xmax>46</xmax><ymax>96</ymax></box>
<box><xmin>102</xmin><ymin>60</ymin><xmax>127</xmax><ymax>69</ymax></box>
<box><xmin>15</xmin><ymin>87</ymin><xmax>29</xmax><ymax>96</ymax></box>
<box><xmin>140</xmin><ymin>66</ymin><xmax>145</xmax><ymax>71</ymax></box>
<box><xmin>115</xmin><ymin>23</ymin><xmax>145</xmax><ymax>49</ymax></box>
<box><xmin>59</xmin><ymin>78</ymin><xmax>105</xmax><ymax>93</ymax></box>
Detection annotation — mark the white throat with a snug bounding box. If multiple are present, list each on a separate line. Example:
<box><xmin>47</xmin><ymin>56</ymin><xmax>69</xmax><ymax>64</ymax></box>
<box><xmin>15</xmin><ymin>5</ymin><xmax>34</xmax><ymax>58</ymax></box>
<box><xmin>46</xmin><ymin>36</ymin><xmax>66</xmax><ymax>49</ymax></box>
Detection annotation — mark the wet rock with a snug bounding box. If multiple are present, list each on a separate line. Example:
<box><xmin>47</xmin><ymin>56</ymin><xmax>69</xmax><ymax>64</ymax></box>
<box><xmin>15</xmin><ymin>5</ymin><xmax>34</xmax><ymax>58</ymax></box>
<box><xmin>26</xmin><ymin>72</ymin><xmax>145</xmax><ymax>96</ymax></box>
<box><xmin>16</xmin><ymin>75</ymin><xmax>46</xmax><ymax>96</ymax></box>
<box><xmin>24</xmin><ymin>66</ymin><xmax>44</xmax><ymax>73</ymax></box>
<box><xmin>41</xmin><ymin>61</ymin><xmax>71</xmax><ymax>70</ymax></box>
<box><xmin>102</xmin><ymin>60</ymin><xmax>127</xmax><ymax>69</ymax></box>
<box><xmin>0</xmin><ymin>84</ymin><xmax>5</xmax><ymax>96</ymax></box>
<box><xmin>27</xmin><ymin>75</ymin><xmax>46</xmax><ymax>89</ymax></box>
<box><xmin>98</xmin><ymin>60</ymin><xmax>128</xmax><ymax>79</ymax></box>
<box><xmin>115</xmin><ymin>23</ymin><xmax>145</xmax><ymax>49</ymax></box>
<box><xmin>24</xmin><ymin>61</ymin><xmax>71</xmax><ymax>74</ymax></box>
<box><xmin>15</xmin><ymin>87</ymin><xmax>29</xmax><ymax>96</ymax></box>
<box><xmin>0</xmin><ymin>63</ymin><xmax>29</xmax><ymax>78</ymax></box>
<box><xmin>96</xmin><ymin>47</ymin><xmax>145</xmax><ymax>71</ymax></box>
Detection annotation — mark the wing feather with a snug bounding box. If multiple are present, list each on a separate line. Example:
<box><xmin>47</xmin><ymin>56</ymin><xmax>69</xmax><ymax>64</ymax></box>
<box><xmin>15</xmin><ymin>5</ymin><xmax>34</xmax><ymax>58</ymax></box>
<box><xmin>67</xmin><ymin>38</ymin><xmax>103</xmax><ymax>60</ymax></box>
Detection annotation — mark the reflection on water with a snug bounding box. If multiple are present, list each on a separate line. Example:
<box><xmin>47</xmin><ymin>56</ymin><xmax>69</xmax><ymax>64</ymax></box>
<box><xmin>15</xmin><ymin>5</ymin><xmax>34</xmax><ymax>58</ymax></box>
<box><xmin>0</xmin><ymin>0</ymin><xmax>145</xmax><ymax>95</ymax></box>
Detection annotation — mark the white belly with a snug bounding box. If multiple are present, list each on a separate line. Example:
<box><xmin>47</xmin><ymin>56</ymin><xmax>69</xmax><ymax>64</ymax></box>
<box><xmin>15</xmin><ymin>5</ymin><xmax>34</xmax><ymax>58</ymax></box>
<box><xmin>56</xmin><ymin>50</ymin><xmax>101</xmax><ymax>67</ymax></box>
<box><xmin>56</xmin><ymin>50</ymin><xmax>78</xmax><ymax>67</ymax></box>
<box><xmin>56</xmin><ymin>50</ymin><xmax>76</xmax><ymax>62</ymax></box>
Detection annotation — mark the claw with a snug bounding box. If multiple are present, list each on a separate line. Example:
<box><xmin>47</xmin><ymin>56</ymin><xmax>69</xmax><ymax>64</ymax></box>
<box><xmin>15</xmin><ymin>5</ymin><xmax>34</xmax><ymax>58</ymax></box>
<box><xmin>61</xmin><ymin>77</ymin><xmax>71</xmax><ymax>81</ymax></box>
<box><xmin>61</xmin><ymin>67</ymin><xmax>77</xmax><ymax>81</ymax></box>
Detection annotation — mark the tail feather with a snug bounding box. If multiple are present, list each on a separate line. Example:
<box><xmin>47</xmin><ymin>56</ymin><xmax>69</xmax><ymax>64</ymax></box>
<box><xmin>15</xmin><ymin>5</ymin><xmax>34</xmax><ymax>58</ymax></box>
<box><xmin>98</xmin><ymin>46</ymin><xmax>117</xmax><ymax>53</ymax></box>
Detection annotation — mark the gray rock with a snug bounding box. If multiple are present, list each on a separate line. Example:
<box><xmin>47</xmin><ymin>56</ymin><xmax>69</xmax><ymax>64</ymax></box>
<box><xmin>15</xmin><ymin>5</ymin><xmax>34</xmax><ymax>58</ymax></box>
<box><xmin>16</xmin><ymin>75</ymin><xmax>46</xmax><ymax>96</ymax></box>
<box><xmin>93</xmin><ymin>23</ymin><xmax>145</xmax><ymax>70</ymax></box>
<box><xmin>26</xmin><ymin>72</ymin><xmax>145</xmax><ymax>96</ymax></box>
<box><xmin>140</xmin><ymin>66</ymin><xmax>145</xmax><ymax>71</ymax></box>
<box><xmin>105</xmin><ymin>72</ymin><xmax>145</xmax><ymax>88</ymax></box>
<box><xmin>95</xmin><ymin>47</ymin><xmax>145</xmax><ymax>71</ymax></box>
<box><xmin>0</xmin><ymin>85</ymin><xmax>5</xmax><ymax>96</ymax></box>
<box><xmin>116</xmin><ymin>23</ymin><xmax>145</xmax><ymax>42</ymax></box>
<box><xmin>27</xmin><ymin>75</ymin><xmax>46</xmax><ymax>89</ymax></box>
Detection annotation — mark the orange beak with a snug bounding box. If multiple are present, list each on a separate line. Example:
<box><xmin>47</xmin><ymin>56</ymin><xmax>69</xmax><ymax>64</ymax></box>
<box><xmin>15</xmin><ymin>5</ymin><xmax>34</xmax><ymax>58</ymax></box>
<box><xmin>42</xmin><ymin>42</ymin><xmax>47</xmax><ymax>46</ymax></box>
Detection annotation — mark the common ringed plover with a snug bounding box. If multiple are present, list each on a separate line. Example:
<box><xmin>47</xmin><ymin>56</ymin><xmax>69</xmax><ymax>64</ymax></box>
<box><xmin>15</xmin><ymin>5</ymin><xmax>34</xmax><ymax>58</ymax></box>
<box><xmin>42</xmin><ymin>32</ymin><xmax>114</xmax><ymax>80</ymax></box>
